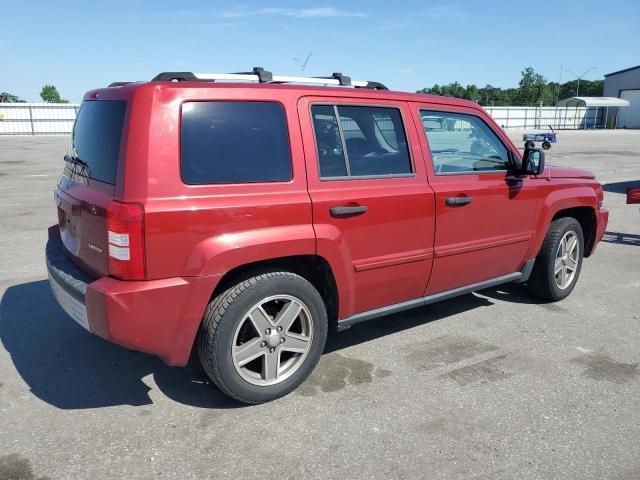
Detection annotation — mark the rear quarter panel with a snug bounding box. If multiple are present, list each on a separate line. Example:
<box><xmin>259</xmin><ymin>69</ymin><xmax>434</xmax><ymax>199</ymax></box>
<box><xmin>123</xmin><ymin>84</ymin><xmax>314</xmax><ymax>279</ymax></box>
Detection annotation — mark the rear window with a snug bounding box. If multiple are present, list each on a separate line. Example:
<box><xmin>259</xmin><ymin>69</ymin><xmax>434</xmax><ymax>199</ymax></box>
<box><xmin>70</xmin><ymin>100</ymin><xmax>126</xmax><ymax>184</ymax></box>
<box><xmin>180</xmin><ymin>101</ymin><xmax>292</xmax><ymax>184</ymax></box>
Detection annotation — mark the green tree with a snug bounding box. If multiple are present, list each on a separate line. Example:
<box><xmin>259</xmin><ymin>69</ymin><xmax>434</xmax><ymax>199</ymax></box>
<box><xmin>416</xmin><ymin>66</ymin><xmax>605</xmax><ymax>106</ymax></box>
<box><xmin>464</xmin><ymin>84</ymin><xmax>479</xmax><ymax>102</ymax></box>
<box><xmin>0</xmin><ymin>92</ymin><xmax>24</xmax><ymax>103</ymax></box>
<box><xmin>40</xmin><ymin>85</ymin><xmax>68</xmax><ymax>103</ymax></box>
<box><xmin>515</xmin><ymin>67</ymin><xmax>551</xmax><ymax>106</ymax></box>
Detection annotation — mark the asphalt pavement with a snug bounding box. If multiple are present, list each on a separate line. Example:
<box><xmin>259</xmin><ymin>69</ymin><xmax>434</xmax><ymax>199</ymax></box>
<box><xmin>0</xmin><ymin>130</ymin><xmax>639</xmax><ymax>479</ymax></box>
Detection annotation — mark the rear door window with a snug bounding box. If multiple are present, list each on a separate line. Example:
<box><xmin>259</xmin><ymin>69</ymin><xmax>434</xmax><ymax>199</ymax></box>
<box><xmin>70</xmin><ymin>100</ymin><xmax>126</xmax><ymax>184</ymax></box>
<box><xmin>181</xmin><ymin>101</ymin><xmax>292</xmax><ymax>184</ymax></box>
<box><xmin>311</xmin><ymin>105</ymin><xmax>412</xmax><ymax>178</ymax></box>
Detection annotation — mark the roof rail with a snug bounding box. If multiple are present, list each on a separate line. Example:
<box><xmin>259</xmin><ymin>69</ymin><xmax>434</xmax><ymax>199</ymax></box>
<box><xmin>108</xmin><ymin>81</ymin><xmax>134</xmax><ymax>87</ymax></box>
<box><xmin>150</xmin><ymin>67</ymin><xmax>388</xmax><ymax>90</ymax></box>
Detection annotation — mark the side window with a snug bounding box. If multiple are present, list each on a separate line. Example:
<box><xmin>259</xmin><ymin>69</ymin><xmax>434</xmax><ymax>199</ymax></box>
<box><xmin>420</xmin><ymin>110</ymin><xmax>510</xmax><ymax>175</ymax></box>
<box><xmin>311</xmin><ymin>105</ymin><xmax>348</xmax><ymax>178</ymax></box>
<box><xmin>181</xmin><ymin>101</ymin><xmax>292</xmax><ymax>184</ymax></box>
<box><xmin>311</xmin><ymin>105</ymin><xmax>412</xmax><ymax>178</ymax></box>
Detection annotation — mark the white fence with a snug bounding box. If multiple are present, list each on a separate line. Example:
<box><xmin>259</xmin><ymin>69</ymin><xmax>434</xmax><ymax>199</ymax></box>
<box><xmin>0</xmin><ymin>103</ymin><xmax>79</xmax><ymax>135</ymax></box>
<box><xmin>0</xmin><ymin>102</ymin><xmax>624</xmax><ymax>136</ymax></box>
<box><xmin>483</xmin><ymin>106</ymin><xmax>622</xmax><ymax>130</ymax></box>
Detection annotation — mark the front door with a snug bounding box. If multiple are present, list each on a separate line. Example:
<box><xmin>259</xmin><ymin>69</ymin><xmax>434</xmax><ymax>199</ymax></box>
<box><xmin>412</xmin><ymin>105</ymin><xmax>538</xmax><ymax>295</ymax></box>
<box><xmin>298</xmin><ymin>97</ymin><xmax>436</xmax><ymax>318</ymax></box>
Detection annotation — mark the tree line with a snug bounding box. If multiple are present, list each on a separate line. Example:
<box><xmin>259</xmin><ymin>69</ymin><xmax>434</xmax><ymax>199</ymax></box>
<box><xmin>0</xmin><ymin>85</ymin><xmax>68</xmax><ymax>103</ymax></box>
<box><xmin>418</xmin><ymin>67</ymin><xmax>604</xmax><ymax>106</ymax></box>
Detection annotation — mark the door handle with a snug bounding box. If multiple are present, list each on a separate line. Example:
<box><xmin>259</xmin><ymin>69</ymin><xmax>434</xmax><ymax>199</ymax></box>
<box><xmin>445</xmin><ymin>196</ymin><xmax>473</xmax><ymax>206</ymax></box>
<box><xmin>329</xmin><ymin>205</ymin><xmax>368</xmax><ymax>217</ymax></box>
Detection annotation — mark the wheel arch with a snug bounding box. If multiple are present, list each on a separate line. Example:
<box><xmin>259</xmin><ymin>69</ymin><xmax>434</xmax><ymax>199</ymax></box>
<box><xmin>528</xmin><ymin>187</ymin><xmax>598</xmax><ymax>259</ymax></box>
<box><xmin>210</xmin><ymin>254</ymin><xmax>340</xmax><ymax>330</ymax></box>
<box><xmin>551</xmin><ymin>206</ymin><xmax>597</xmax><ymax>257</ymax></box>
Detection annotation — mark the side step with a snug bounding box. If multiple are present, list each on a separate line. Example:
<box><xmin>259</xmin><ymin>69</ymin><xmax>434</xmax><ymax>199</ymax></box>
<box><xmin>336</xmin><ymin>259</ymin><xmax>535</xmax><ymax>331</ymax></box>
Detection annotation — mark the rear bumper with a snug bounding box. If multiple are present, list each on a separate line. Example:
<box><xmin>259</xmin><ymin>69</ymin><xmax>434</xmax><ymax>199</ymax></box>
<box><xmin>46</xmin><ymin>232</ymin><xmax>220</xmax><ymax>366</ymax></box>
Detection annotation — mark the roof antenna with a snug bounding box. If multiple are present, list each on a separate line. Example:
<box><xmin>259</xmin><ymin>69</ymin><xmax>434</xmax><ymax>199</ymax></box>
<box><xmin>293</xmin><ymin>53</ymin><xmax>313</xmax><ymax>75</ymax></box>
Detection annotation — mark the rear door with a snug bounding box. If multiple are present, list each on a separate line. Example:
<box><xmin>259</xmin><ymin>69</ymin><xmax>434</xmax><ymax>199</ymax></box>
<box><xmin>55</xmin><ymin>99</ymin><xmax>126</xmax><ymax>277</ymax></box>
<box><xmin>411</xmin><ymin>104</ymin><xmax>538</xmax><ymax>294</ymax></box>
<box><xmin>298</xmin><ymin>97</ymin><xmax>435</xmax><ymax>317</ymax></box>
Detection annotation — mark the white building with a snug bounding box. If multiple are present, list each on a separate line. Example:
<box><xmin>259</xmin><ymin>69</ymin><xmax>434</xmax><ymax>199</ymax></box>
<box><xmin>604</xmin><ymin>65</ymin><xmax>640</xmax><ymax>128</ymax></box>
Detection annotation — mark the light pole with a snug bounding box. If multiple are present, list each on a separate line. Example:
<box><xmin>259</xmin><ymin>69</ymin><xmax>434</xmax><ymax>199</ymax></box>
<box><xmin>564</xmin><ymin>67</ymin><xmax>597</xmax><ymax>97</ymax></box>
<box><xmin>293</xmin><ymin>53</ymin><xmax>313</xmax><ymax>76</ymax></box>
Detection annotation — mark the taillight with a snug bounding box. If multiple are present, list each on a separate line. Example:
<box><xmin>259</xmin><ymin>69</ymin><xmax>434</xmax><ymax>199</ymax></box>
<box><xmin>106</xmin><ymin>200</ymin><xmax>145</xmax><ymax>280</ymax></box>
<box><xmin>627</xmin><ymin>188</ymin><xmax>640</xmax><ymax>205</ymax></box>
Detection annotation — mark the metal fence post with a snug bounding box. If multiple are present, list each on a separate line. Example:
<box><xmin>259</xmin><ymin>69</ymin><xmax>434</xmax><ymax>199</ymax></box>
<box><xmin>28</xmin><ymin>105</ymin><xmax>35</xmax><ymax>135</ymax></box>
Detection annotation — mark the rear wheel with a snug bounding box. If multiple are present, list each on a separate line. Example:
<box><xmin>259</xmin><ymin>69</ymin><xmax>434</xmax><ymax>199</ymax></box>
<box><xmin>525</xmin><ymin>140</ymin><xmax>536</xmax><ymax>150</ymax></box>
<box><xmin>528</xmin><ymin>217</ymin><xmax>584</xmax><ymax>301</ymax></box>
<box><xmin>198</xmin><ymin>270</ymin><xmax>327</xmax><ymax>404</ymax></box>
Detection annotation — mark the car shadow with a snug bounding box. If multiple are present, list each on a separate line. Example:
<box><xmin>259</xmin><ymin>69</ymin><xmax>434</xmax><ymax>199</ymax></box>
<box><xmin>0</xmin><ymin>280</ymin><xmax>241</xmax><ymax>410</ymax></box>
<box><xmin>602</xmin><ymin>231</ymin><xmax>640</xmax><ymax>247</ymax></box>
<box><xmin>602</xmin><ymin>180</ymin><xmax>639</xmax><ymax>194</ymax></box>
<box><xmin>324</xmin><ymin>293</ymin><xmax>495</xmax><ymax>353</ymax></box>
<box><xmin>474</xmin><ymin>283</ymin><xmax>552</xmax><ymax>306</ymax></box>
<box><xmin>1</xmin><ymin>279</ymin><xmax>541</xmax><ymax>410</ymax></box>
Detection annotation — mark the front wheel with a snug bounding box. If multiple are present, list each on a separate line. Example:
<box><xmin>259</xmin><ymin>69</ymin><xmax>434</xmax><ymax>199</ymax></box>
<box><xmin>542</xmin><ymin>141</ymin><xmax>551</xmax><ymax>150</ymax></box>
<box><xmin>528</xmin><ymin>217</ymin><xmax>584</xmax><ymax>301</ymax></box>
<box><xmin>198</xmin><ymin>271</ymin><xmax>328</xmax><ymax>404</ymax></box>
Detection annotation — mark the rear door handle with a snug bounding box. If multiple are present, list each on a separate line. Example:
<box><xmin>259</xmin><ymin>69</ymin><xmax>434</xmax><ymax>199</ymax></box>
<box><xmin>445</xmin><ymin>196</ymin><xmax>473</xmax><ymax>206</ymax></box>
<box><xmin>329</xmin><ymin>205</ymin><xmax>368</xmax><ymax>217</ymax></box>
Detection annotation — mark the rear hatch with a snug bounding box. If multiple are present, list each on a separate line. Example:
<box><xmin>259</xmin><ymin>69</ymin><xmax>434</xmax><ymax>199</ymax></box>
<box><xmin>55</xmin><ymin>100</ymin><xmax>126</xmax><ymax>278</ymax></box>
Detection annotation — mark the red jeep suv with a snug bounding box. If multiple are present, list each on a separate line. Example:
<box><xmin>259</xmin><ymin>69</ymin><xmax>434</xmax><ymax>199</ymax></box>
<box><xmin>46</xmin><ymin>68</ymin><xmax>608</xmax><ymax>403</ymax></box>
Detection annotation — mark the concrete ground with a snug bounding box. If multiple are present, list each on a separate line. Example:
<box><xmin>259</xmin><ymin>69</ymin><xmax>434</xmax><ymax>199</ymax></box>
<box><xmin>0</xmin><ymin>130</ymin><xmax>639</xmax><ymax>480</ymax></box>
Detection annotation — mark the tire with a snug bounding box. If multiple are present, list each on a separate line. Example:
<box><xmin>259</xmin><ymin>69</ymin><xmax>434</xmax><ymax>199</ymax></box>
<box><xmin>542</xmin><ymin>141</ymin><xmax>551</xmax><ymax>150</ymax></box>
<box><xmin>528</xmin><ymin>217</ymin><xmax>584</xmax><ymax>301</ymax></box>
<box><xmin>525</xmin><ymin>140</ymin><xmax>536</xmax><ymax>150</ymax></box>
<box><xmin>197</xmin><ymin>270</ymin><xmax>328</xmax><ymax>404</ymax></box>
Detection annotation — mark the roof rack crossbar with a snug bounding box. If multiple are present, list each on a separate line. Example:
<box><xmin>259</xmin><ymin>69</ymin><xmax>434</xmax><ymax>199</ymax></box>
<box><xmin>149</xmin><ymin>67</ymin><xmax>388</xmax><ymax>90</ymax></box>
<box><xmin>231</xmin><ymin>67</ymin><xmax>273</xmax><ymax>83</ymax></box>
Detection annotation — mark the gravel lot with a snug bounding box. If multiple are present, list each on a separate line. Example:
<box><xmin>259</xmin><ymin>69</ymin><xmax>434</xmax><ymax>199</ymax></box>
<box><xmin>1</xmin><ymin>130</ymin><xmax>639</xmax><ymax>480</ymax></box>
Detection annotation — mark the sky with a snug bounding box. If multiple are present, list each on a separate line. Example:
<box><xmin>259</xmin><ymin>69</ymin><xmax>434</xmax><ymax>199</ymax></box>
<box><xmin>1</xmin><ymin>0</ymin><xmax>639</xmax><ymax>102</ymax></box>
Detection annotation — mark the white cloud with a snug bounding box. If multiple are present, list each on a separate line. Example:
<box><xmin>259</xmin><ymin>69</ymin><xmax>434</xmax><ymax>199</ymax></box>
<box><xmin>185</xmin><ymin>21</ymin><xmax>247</xmax><ymax>29</ymax></box>
<box><xmin>221</xmin><ymin>6</ymin><xmax>368</xmax><ymax>18</ymax></box>
<box><xmin>421</xmin><ymin>5</ymin><xmax>469</xmax><ymax>21</ymax></box>
<box><xmin>399</xmin><ymin>68</ymin><xmax>415</xmax><ymax>74</ymax></box>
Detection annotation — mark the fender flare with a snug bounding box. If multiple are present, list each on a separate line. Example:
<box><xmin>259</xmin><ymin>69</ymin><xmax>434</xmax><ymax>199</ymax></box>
<box><xmin>184</xmin><ymin>225</ymin><xmax>316</xmax><ymax>277</ymax></box>
<box><xmin>526</xmin><ymin>186</ymin><xmax>597</xmax><ymax>259</ymax></box>
<box><xmin>311</xmin><ymin>223</ymin><xmax>356</xmax><ymax>319</ymax></box>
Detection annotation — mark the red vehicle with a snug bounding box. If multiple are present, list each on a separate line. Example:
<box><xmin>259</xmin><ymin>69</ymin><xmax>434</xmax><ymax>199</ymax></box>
<box><xmin>46</xmin><ymin>69</ymin><xmax>608</xmax><ymax>403</ymax></box>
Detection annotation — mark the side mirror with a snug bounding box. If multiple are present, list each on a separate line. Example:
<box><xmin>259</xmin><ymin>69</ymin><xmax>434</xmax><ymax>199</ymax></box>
<box><xmin>627</xmin><ymin>187</ymin><xmax>640</xmax><ymax>204</ymax></box>
<box><xmin>522</xmin><ymin>148</ymin><xmax>545</xmax><ymax>175</ymax></box>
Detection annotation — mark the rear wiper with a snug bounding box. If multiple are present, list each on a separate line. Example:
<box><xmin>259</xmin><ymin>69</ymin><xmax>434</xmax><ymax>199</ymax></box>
<box><xmin>64</xmin><ymin>154</ymin><xmax>88</xmax><ymax>167</ymax></box>
<box><xmin>64</xmin><ymin>154</ymin><xmax>90</xmax><ymax>178</ymax></box>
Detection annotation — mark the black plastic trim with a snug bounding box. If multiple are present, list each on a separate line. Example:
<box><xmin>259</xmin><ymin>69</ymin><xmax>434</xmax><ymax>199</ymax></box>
<box><xmin>152</xmin><ymin>72</ymin><xmax>202</xmax><ymax>82</ymax></box>
<box><xmin>360</xmin><ymin>81</ymin><xmax>389</xmax><ymax>90</ymax></box>
<box><xmin>336</xmin><ymin>261</ymin><xmax>535</xmax><ymax>331</ymax></box>
<box><xmin>46</xmin><ymin>235</ymin><xmax>92</xmax><ymax>303</ymax></box>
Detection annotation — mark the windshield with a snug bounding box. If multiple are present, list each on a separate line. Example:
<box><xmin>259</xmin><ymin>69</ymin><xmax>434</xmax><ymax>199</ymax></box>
<box><xmin>69</xmin><ymin>100</ymin><xmax>126</xmax><ymax>184</ymax></box>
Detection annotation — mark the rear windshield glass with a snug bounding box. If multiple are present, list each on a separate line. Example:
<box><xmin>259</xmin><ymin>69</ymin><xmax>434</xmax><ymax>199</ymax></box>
<box><xmin>70</xmin><ymin>100</ymin><xmax>126</xmax><ymax>184</ymax></box>
<box><xmin>180</xmin><ymin>101</ymin><xmax>292</xmax><ymax>184</ymax></box>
